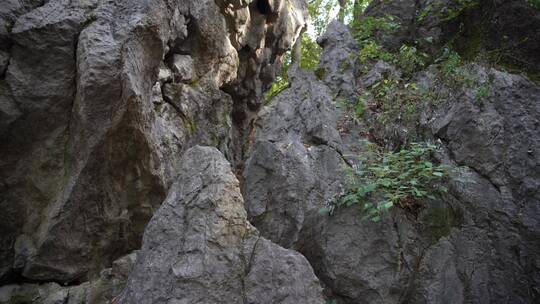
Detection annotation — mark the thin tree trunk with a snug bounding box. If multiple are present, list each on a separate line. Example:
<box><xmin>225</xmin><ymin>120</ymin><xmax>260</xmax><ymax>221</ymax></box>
<box><xmin>353</xmin><ymin>0</ymin><xmax>363</xmax><ymax>21</ymax></box>
<box><xmin>291</xmin><ymin>26</ymin><xmax>306</xmax><ymax>64</ymax></box>
<box><xmin>338</xmin><ymin>0</ymin><xmax>347</xmax><ymax>22</ymax></box>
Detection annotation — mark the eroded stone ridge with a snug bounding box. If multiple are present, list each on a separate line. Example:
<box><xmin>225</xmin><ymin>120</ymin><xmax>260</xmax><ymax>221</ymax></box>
<box><xmin>0</xmin><ymin>0</ymin><xmax>307</xmax><ymax>283</ymax></box>
<box><xmin>119</xmin><ymin>146</ymin><xmax>325</xmax><ymax>304</ymax></box>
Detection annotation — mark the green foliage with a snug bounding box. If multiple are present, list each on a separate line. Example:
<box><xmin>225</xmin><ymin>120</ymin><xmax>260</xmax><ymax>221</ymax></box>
<box><xmin>358</xmin><ymin>40</ymin><xmax>393</xmax><ymax>63</ymax></box>
<box><xmin>308</xmin><ymin>0</ymin><xmax>339</xmax><ymax>37</ymax></box>
<box><xmin>439</xmin><ymin>49</ymin><xmax>463</xmax><ymax>78</ymax></box>
<box><xmin>435</xmin><ymin>49</ymin><xmax>494</xmax><ymax>104</ymax></box>
<box><xmin>352</xmin><ymin>15</ymin><xmax>401</xmax><ymax>44</ymax></box>
<box><xmin>265</xmin><ymin>75</ymin><xmax>290</xmax><ymax>101</ymax></box>
<box><xmin>527</xmin><ymin>0</ymin><xmax>540</xmax><ymax>9</ymax></box>
<box><xmin>299</xmin><ymin>35</ymin><xmax>323</xmax><ymax>70</ymax></box>
<box><xmin>368</xmin><ymin>76</ymin><xmax>423</xmax><ymax>126</ymax></box>
<box><xmin>336</xmin><ymin>94</ymin><xmax>368</xmax><ymax>122</ymax></box>
<box><xmin>340</xmin><ymin>143</ymin><xmax>448</xmax><ymax>221</ymax></box>
<box><xmin>474</xmin><ymin>84</ymin><xmax>490</xmax><ymax>103</ymax></box>
<box><xmin>353</xmin><ymin>95</ymin><xmax>367</xmax><ymax>119</ymax></box>
<box><xmin>264</xmin><ymin>35</ymin><xmax>322</xmax><ymax>101</ymax></box>
<box><xmin>265</xmin><ymin>1</ymin><xmax>327</xmax><ymax>101</ymax></box>
<box><xmin>315</xmin><ymin>67</ymin><xmax>326</xmax><ymax>80</ymax></box>
<box><xmin>352</xmin><ymin>15</ymin><xmax>426</xmax><ymax>76</ymax></box>
<box><xmin>417</xmin><ymin>4</ymin><xmax>433</xmax><ymax>22</ymax></box>
<box><xmin>415</xmin><ymin>0</ymin><xmax>480</xmax><ymax>24</ymax></box>
<box><xmin>359</xmin><ymin>44</ymin><xmax>426</xmax><ymax>75</ymax></box>
<box><xmin>396</xmin><ymin>45</ymin><xmax>427</xmax><ymax>75</ymax></box>
<box><xmin>439</xmin><ymin>0</ymin><xmax>479</xmax><ymax>21</ymax></box>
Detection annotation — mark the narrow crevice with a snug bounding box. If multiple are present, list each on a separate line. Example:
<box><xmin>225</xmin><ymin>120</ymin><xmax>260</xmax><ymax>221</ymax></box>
<box><xmin>4</xmin><ymin>271</ymin><xmax>86</xmax><ymax>287</ymax></box>
<box><xmin>256</xmin><ymin>0</ymin><xmax>272</xmax><ymax>15</ymax></box>
<box><xmin>437</xmin><ymin>136</ymin><xmax>502</xmax><ymax>195</ymax></box>
<box><xmin>239</xmin><ymin>236</ymin><xmax>261</xmax><ymax>304</ymax></box>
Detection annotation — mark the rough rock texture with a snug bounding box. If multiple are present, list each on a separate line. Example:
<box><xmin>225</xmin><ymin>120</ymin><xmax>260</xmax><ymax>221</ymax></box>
<box><xmin>0</xmin><ymin>251</ymin><xmax>137</xmax><ymax>304</ymax></box>
<box><xmin>243</xmin><ymin>10</ymin><xmax>540</xmax><ymax>304</ymax></box>
<box><xmin>0</xmin><ymin>0</ymin><xmax>307</xmax><ymax>285</ymax></box>
<box><xmin>365</xmin><ymin>0</ymin><xmax>540</xmax><ymax>73</ymax></box>
<box><xmin>119</xmin><ymin>146</ymin><xmax>325</xmax><ymax>304</ymax></box>
<box><xmin>1</xmin><ymin>0</ymin><xmax>539</xmax><ymax>303</ymax></box>
<box><xmin>243</xmin><ymin>66</ymin><xmax>345</xmax><ymax>248</ymax></box>
<box><xmin>363</xmin><ymin>0</ymin><xmax>418</xmax><ymax>50</ymax></box>
<box><xmin>317</xmin><ymin>21</ymin><xmax>360</xmax><ymax>103</ymax></box>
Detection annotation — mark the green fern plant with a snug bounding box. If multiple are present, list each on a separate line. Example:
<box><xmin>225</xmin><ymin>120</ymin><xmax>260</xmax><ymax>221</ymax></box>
<box><xmin>339</xmin><ymin>143</ymin><xmax>449</xmax><ymax>222</ymax></box>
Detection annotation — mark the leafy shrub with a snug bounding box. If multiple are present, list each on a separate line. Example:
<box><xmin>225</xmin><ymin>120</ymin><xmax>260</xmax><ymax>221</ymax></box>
<box><xmin>353</xmin><ymin>15</ymin><xmax>425</xmax><ymax>75</ymax></box>
<box><xmin>339</xmin><ymin>143</ymin><xmax>448</xmax><ymax>221</ymax></box>
<box><xmin>352</xmin><ymin>15</ymin><xmax>401</xmax><ymax>44</ymax></box>
<box><xmin>264</xmin><ymin>35</ymin><xmax>322</xmax><ymax>101</ymax></box>
<box><xmin>368</xmin><ymin>76</ymin><xmax>422</xmax><ymax>127</ymax></box>
<box><xmin>358</xmin><ymin>42</ymin><xmax>427</xmax><ymax>74</ymax></box>
<box><xmin>528</xmin><ymin>0</ymin><xmax>540</xmax><ymax>9</ymax></box>
<box><xmin>265</xmin><ymin>75</ymin><xmax>290</xmax><ymax>101</ymax></box>
<box><xmin>474</xmin><ymin>84</ymin><xmax>490</xmax><ymax>103</ymax></box>
<box><xmin>396</xmin><ymin>45</ymin><xmax>427</xmax><ymax>75</ymax></box>
<box><xmin>417</xmin><ymin>4</ymin><xmax>433</xmax><ymax>22</ymax></box>
<box><xmin>439</xmin><ymin>49</ymin><xmax>463</xmax><ymax>78</ymax></box>
<box><xmin>358</xmin><ymin>40</ymin><xmax>394</xmax><ymax>63</ymax></box>
<box><xmin>353</xmin><ymin>15</ymin><xmax>401</xmax><ymax>67</ymax></box>
<box><xmin>299</xmin><ymin>35</ymin><xmax>323</xmax><ymax>70</ymax></box>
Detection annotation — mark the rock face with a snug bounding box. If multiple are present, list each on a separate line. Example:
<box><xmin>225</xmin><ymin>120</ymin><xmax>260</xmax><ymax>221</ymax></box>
<box><xmin>0</xmin><ymin>0</ymin><xmax>307</xmax><ymax>285</ymax></box>
<box><xmin>1</xmin><ymin>0</ymin><xmax>539</xmax><ymax>303</ymax></box>
<box><xmin>317</xmin><ymin>21</ymin><xmax>360</xmax><ymax>103</ymax></box>
<box><xmin>243</xmin><ymin>66</ymin><xmax>345</xmax><ymax>248</ymax></box>
<box><xmin>119</xmin><ymin>146</ymin><xmax>325</xmax><ymax>304</ymax></box>
<box><xmin>242</xmin><ymin>3</ymin><xmax>540</xmax><ymax>303</ymax></box>
<box><xmin>0</xmin><ymin>252</ymin><xmax>137</xmax><ymax>304</ymax></box>
<box><xmin>365</xmin><ymin>0</ymin><xmax>540</xmax><ymax>72</ymax></box>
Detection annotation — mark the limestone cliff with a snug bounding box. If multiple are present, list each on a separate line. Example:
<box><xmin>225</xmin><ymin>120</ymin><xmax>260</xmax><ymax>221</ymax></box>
<box><xmin>0</xmin><ymin>0</ymin><xmax>539</xmax><ymax>303</ymax></box>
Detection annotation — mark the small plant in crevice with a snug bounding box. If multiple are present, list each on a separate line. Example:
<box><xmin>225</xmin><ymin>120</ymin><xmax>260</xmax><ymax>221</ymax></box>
<box><xmin>353</xmin><ymin>15</ymin><xmax>402</xmax><ymax>68</ymax></box>
<box><xmin>264</xmin><ymin>33</ymin><xmax>322</xmax><ymax>102</ymax></box>
<box><xmin>474</xmin><ymin>84</ymin><xmax>490</xmax><ymax>103</ymax></box>
<box><xmin>264</xmin><ymin>74</ymin><xmax>290</xmax><ymax>102</ymax></box>
<box><xmin>417</xmin><ymin>4</ymin><xmax>433</xmax><ymax>23</ymax></box>
<box><xmin>358</xmin><ymin>40</ymin><xmax>394</xmax><ymax>64</ymax></box>
<box><xmin>367</xmin><ymin>76</ymin><xmax>423</xmax><ymax>128</ymax></box>
<box><xmin>438</xmin><ymin>49</ymin><xmax>463</xmax><ymax>79</ymax></box>
<box><xmin>352</xmin><ymin>15</ymin><xmax>401</xmax><ymax>44</ymax></box>
<box><xmin>334</xmin><ymin>94</ymin><xmax>368</xmax><ymax>123</ymax></box>
<box><xmin>336</xmin><ymin>142</ymin><xmax>449</xmax><ymax>222</ymax></box>
<box><xmin>395</xmin><ymin>44</ymin><xmax>428</xmax><ymax>76</ymax></box>
<box><xmin>437</xmin><ymin>52</ymin><xmax>494</xmax><ymax>105</ymax></box>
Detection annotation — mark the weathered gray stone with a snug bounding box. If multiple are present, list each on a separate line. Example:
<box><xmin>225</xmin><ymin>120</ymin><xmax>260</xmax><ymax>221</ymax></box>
<box><xmin>298</xmin><ymin>205</ymin><xmax>420</xmax><ymax>304</ymax></box>
<box><xmin>363</xmin><ymin>0</ymin><xmax>417</xmax><ymax>51</ymax></box>
<box><xmin>317</xmin><ymin>20</ymin><xmax>359</xmax><ymax>103</ymax></box>
<box><xmin>120</xmin><ymin>146</ymin><xmax>325</xmax><ymax>304</ymax></box>
<box><xmin>0</xmin><ymin>0</ymin><xmax>44</xmax><ymax>44</ymax></box>
<box><xmin>171</xmin><ymin>54</ymin><xmax>195</xmax><ymax>82</ymax></box>
<box><xmin>157</xmin><ymin>63</ymin><xmax>172</xmax><ymax>83</ymax></box>
<box><xmin>0</xmin><ymin>0</ymin><xmax>308</xmax><ymax>284</ymax></box>
<box><xmin>243</xmin><ymin>66</ymin><xmax>345</xmax><ymax>248</ymax></box>
<box><xmin>358</xmin><ymin>60</ymin><xmax>399</xmax><ymax>89</ymax></box>
<box><xmin>162</xmin><ymin>80</ymin><xmax>233</xmax><ymax>155</ymax></box>
<box><xmin>248</xmin><ymin>21</ymin><xmax>540</xmax><ymax>304</ymax></box>
<box><xmin>0</xmin><ymin>252</ymin><xmax>136</xmax><ymax>304</ymax></box>
<box><xmin>296</xmin><ymin>59</ymin><xmax>540</xmax><ymax>304</ymax></box>
<box><xmin>0</xmin><ymin>50</ymin><xmax>8</xmax><ymax>76</ymax></box>
<box><xmin>2</xmin><ymin>0</ymin><xmax>538</xmax><ymax>303</ymax></box>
